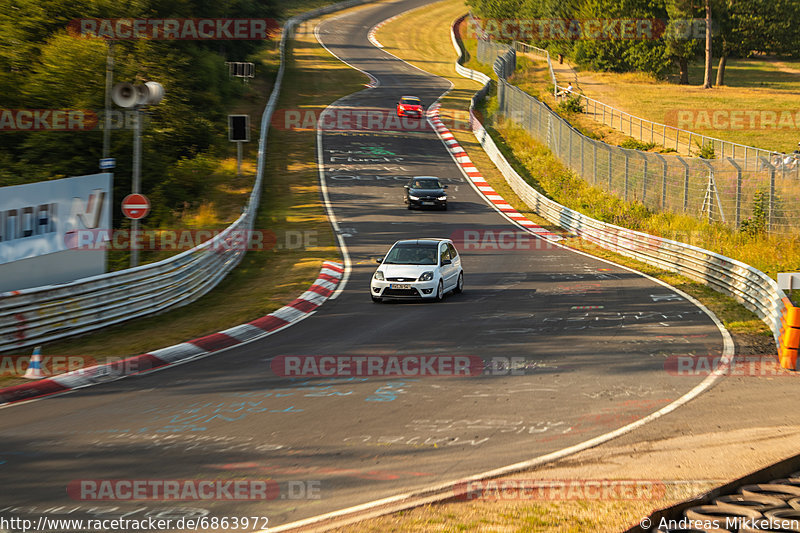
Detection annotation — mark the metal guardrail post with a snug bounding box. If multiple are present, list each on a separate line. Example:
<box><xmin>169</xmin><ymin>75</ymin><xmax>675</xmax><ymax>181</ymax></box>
<box><xmin>546</xmin><ymin>113</ymin><xmax>552</xmax><ymax>148</ymax></box>
<box><xmin>498</xmin><ymin>77</ymin><xmax>504</xmax><ymax>116</ymax></box>
<box><xmin>555</xmin><ymin>115</ymin><xmax>561</xmax><ymax>156</ymax></box>
<box><xmin>624</xmin><ymin>151</ymin><xmax>629</xmax><ymax>201</ymax></box>
<box><xmin>641</xmin><ymin>152</ymin><xmax>648</xmax><ymax>202</ymax></box>
<box><xmin>593</xmin><ymin>141</ymin><xmax>598</xmax><ymax>184</ymax></box>
<box><xmin>568</xmin><ymin>125</ymin><xmax>573</xmax><ymax>168</ymax></box>
<box><xmin>527</xmin><ymin>96</ymin><xmax>533</xmax><ymax>135</ymax></box>
<box><xmin>770</xmin><ymin>163</ymin><xmax>776</xmax><ymax>232</ymax></box>
<box><xmin>655</xmin><ymin>153</ymin><xmax>667</xmax><ymax>210</ymax></box>
<box><xmin>538</xmin><ymin>100</ymin><xmax>544</xmax><ymax>140</ymax></box>
<box><xmin>608</xmin><ymin>147</ymin><xmax>613</xmax><ymax>189</ymax></box>
<box><xmin>727</xmin><ymin>158</ymin><xmax>742</xmax><ymax>228</ymax></box>
<box><xmin>677</xmin><ymin>155</ymin><xmax>689</xmax><ymax>212</ymax></box>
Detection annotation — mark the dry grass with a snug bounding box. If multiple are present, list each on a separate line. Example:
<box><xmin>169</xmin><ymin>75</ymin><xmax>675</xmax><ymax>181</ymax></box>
<box><xmin>523</xmin><ymin>57</ymin><xmax>800</xmax><ymax>154</ymax></box>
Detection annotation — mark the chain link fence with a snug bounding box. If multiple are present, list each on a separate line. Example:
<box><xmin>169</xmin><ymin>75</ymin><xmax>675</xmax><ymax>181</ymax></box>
<box><xmin>568</xmin><ymin>90</ymin><xmax>777</xmax><ymax>163</ymax></box>
<box><xmin>472</xmin><ymin>15</ymin><xmax>783</xmax><ymax>168</ymax></box>
<box><xmin>477</xmin><ymin>42</ymin><xmax>800</xmax><ymax>233</ymax></box>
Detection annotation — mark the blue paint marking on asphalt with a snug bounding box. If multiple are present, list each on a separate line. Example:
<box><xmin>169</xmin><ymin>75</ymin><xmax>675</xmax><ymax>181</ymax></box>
<box><xmin>95</xmin><ymin>378</ymin><xmax>370</xmax><ymax>434</ymax></box>
<box><xmin>83</xmin><ymin>377</ymin><xmax>417</xmax><ymax>434</ymax></box>
<box><xmin>366</xmin><ymin>380</ymin><xmax>418</xmax><ymax>402</ymax></box>
<box><xmin>0</xmin><ymin>450</ymin><xmax>43</xmax><ymax>466</ymax></box>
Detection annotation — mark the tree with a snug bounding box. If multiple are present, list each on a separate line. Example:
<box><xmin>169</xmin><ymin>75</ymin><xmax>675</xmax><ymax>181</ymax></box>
<box><xmin>0</xmin><ymin>0</ymin><xmax>277</xmax><ymax>222</ymax></box>
<box><xmin>713</xmin><ymin>0</ymin><xmax>732</xmax><ymax>86</ymax></box>
<box><xmin>702</xmin><ymin>0</ymin><xmax>713</xmax><ymax>88</ymax></box>
<box><xmin>665</xmin><ymin>0</ymin><xmax>702</xmax><ymax>84</ymax></box>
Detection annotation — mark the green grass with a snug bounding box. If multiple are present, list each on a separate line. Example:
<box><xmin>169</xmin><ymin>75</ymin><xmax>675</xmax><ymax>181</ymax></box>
<box><xmin>0</xmin><ymin>6</ymin><xmax>368</xmax><ymax>380</ymax></box>
<box><xmin>684</xmin><ymin>58</ymin><xmax>800</xmax><ymax>91</ymax></box>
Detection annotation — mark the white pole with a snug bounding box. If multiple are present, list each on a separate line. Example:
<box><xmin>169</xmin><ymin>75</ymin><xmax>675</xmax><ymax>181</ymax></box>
<box><xmin>131</xmin><ymin>108</ymin><xmax>141</xmax><ymax>268</ymax></box>
<box><xmin>237</xmin><ymin>141</ymin><xmax>243</xmax><ymax>176</ymax></box>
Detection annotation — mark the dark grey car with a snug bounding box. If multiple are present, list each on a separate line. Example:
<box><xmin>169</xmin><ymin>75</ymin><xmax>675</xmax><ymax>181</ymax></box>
<box><xmin>403</xmin><ymin>176</ymin><xmax>448</xmax><ymax>210</ymax></box>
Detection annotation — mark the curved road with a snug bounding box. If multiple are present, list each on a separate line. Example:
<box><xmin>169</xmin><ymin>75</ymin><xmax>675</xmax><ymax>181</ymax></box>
<box><xmin>0</xmin><ymin>0</ymin><xmax>724</xmax><ymax>530</ymax></box>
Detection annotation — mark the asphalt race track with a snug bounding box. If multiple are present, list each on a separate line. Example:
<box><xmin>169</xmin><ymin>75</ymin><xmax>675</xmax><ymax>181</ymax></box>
<box><xmin>0</xmin><ymin>1</ymin><xmax>726</xmax><ymax>530</ymax></box>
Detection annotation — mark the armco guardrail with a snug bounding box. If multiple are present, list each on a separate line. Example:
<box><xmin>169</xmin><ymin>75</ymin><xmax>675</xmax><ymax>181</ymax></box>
<box><xmin>0</xmin><ymin>0</ymin><xmax>375</xmax><ymax>353</ymax></box>
<box><xmin>451</xmin><ymin>14</ymin><xmax>800</xmax><ymax>369</ymax></box>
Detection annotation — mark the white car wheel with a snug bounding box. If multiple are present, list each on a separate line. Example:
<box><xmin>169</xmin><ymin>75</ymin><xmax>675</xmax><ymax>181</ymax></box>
<box><xmin>434</xmin><ymin>280</ymin><xmax>444</xmax><ymax>302</ymax></box>
<box><xmin>454</xmin><ymin>272</ymin><xmax>463</xmax><ymax>294</ymax></box>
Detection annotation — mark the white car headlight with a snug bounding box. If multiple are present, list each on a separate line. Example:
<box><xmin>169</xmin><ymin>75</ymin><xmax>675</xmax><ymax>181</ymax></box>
<box><xmin>437</xmin><ymin>195</ymin><xmax>447</xmax><ymax>200</ymax></box>
<box><xmin>374</xmin><ymin>270</ymin><xmax>384</xmax><ymax>280</ymax></box>
<box><xmin>408</xmin><ymin>195</ymin><xmax>419</xmax><ymax>200</ymax></box>
<box><xmin>419</xmin><ymin>271</ymin><xmax>434</xmax><ymax>281</ymax></box>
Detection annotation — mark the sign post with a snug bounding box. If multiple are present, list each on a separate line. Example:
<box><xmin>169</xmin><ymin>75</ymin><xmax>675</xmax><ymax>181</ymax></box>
<box><xmin>112</xmin><ymin>80</ymin><xmax>164</xmax><ymax>267</ymax></box>
<box><xmin>228</xmin><ymin>115</ymin><xmax>250</xmax><ymax>176</ymax></box>
<box><xmin>122</xmin><ymin>193</ymin><xmax>150</xmax><ymax>266</ymax></box>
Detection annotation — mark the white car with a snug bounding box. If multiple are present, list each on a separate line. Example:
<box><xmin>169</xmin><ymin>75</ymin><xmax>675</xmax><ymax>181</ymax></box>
<box><xmin>370</xmin><ymin>239</ymin><xmax>464</xmax><ymax>303</ymax></box>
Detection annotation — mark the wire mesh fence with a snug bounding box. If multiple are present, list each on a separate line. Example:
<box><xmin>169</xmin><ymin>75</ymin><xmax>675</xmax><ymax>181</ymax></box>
<box><xmin>471</xmin><ymin>14</ymin><xmax>782</xmax><ymax>168</ymax></box>
<box><xmin>568</xmin><ymin>91</ymin><xmax>777</xmax><ymax>163</ymax></box>
<box><xmin>480</xmin><ymin>44</ymin><xmax>800</xmax><ymax>233</ymax></box>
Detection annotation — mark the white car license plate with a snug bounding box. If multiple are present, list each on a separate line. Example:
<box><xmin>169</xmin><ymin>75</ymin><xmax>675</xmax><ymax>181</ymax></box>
<box><xmin>390</xmin><ymin>283</ymin><xmax>412</xmax><ymax>289</ymax></box>
<box><xmin>421</xmin><ymin>201</ymin><xmax>434</xmax><ymax>205</ymax></box>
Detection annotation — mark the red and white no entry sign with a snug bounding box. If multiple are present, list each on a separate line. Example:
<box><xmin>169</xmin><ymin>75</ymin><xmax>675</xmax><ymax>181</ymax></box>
<box><xmin>122</xmin><ymin>193</ymin><xmax>150</xmax><ymax>220</ymax></box>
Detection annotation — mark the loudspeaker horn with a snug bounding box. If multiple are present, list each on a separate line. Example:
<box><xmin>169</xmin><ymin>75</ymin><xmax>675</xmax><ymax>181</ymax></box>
<box><xmin>142</xmin><ymin>81</ymin><xmax>164</xmax><ymax>105</ymax></box>
<box><xmin>111</xmin><ymin>82</ymin><xmax>138</xmax><ymax>108</ymax></box>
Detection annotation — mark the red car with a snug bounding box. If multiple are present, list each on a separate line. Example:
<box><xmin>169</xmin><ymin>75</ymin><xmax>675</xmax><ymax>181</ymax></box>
<box><xmin>396</xmin><ymin>96</ymin><xmax>424</xmax><ymax>117</ymax></box>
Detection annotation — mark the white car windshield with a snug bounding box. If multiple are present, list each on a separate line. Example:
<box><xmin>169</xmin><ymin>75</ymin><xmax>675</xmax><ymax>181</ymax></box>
<box><xmin>383</xmin><ymin>244</ymin><xmax>438</xmax><ymax>265</ymax></box>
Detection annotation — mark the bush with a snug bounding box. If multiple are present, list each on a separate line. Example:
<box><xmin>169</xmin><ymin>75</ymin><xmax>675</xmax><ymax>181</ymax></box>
<box><xmin>620</xmin><ymin>139</ymin><xmax>657</xmax><ymax>151</ymax></box>
<box><xmin>695</xmin><ymin>141</ymin><xmax>716</xmax><ymax>159</ymax></box>
<box><xmin>150</xmin><ymin>153</ymin><xmax>218</xmax><ymax>223</ymax></box>
<box><xmin>739</xmin><ymin>189</ymin><xmax>768</xmax><ymax>236</ymax></box>
<box><xmin>557</xmin><ymin>96</ymin><xmax>584</xmax><ymax>114</ymax></box>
